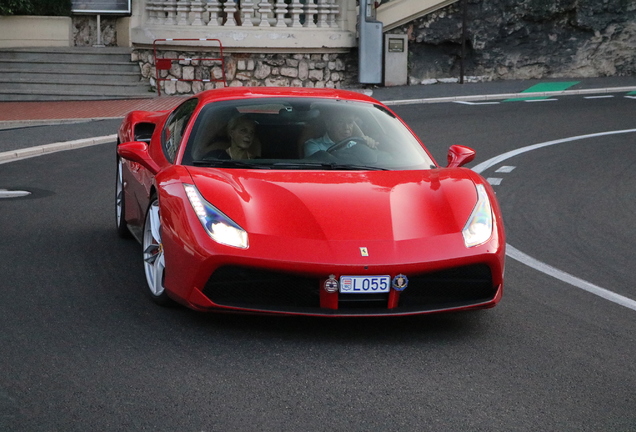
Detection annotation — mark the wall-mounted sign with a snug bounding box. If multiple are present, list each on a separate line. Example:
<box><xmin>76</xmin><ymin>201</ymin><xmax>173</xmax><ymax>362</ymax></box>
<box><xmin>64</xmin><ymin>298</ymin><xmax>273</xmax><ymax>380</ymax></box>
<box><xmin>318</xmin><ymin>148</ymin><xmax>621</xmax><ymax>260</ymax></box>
<box><xmin>388</xmin><ymin>38</ymin><xmax>405</xmax><ymax>53</ymax></box>
<box><xmin>72</xmin><ymin>0</ymin><xmax>131</xmax><ymax>14</ymax></box>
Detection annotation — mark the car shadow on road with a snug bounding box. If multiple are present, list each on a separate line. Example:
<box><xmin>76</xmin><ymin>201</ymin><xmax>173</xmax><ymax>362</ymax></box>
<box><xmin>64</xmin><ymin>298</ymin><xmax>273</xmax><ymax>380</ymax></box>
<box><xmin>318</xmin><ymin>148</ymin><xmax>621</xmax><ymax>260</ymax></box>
<box><xmin>164</xmin><ymin>306</ymin><xmax>499</xmax><ymax>346</ymax></box>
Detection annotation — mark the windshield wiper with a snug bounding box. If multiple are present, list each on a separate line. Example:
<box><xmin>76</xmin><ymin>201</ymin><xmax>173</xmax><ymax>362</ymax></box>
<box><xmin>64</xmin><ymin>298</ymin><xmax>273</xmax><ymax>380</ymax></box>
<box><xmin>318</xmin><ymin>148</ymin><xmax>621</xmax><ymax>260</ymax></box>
<box><xmin>192</xmin><ymin>159</ymin><xmax>269</xmax><ymax>169</ymax></box>
<box><xmin>271</xmin><ymin>162</ymin><xmax>388</xmax><ymax>171</ymax></box>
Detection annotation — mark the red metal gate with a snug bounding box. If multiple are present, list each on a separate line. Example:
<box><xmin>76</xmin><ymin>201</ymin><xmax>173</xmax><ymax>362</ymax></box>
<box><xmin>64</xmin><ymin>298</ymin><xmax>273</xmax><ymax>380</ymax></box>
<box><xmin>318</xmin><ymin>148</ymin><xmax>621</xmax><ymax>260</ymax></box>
<box><xmin>153</xmin><ymin>38</ymin><xmax>227</xmax><ymax>96</ymax></box>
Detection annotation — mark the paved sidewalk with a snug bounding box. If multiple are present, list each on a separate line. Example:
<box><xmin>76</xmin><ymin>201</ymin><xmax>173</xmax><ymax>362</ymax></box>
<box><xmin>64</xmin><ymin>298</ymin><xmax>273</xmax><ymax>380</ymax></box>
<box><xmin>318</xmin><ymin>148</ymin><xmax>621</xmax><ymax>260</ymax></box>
<box><xmin>0</xmin><ymin>96</ymin><xmax>188</xmax><ymax>127</ymax></box>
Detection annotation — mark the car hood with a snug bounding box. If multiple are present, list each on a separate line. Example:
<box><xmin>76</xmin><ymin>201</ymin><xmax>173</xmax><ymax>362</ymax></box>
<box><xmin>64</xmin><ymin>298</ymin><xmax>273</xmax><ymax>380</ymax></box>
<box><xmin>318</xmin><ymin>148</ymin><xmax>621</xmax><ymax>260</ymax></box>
<box><xmin>185</xmin><ymin>168</ymin><xmax>480</xmax><ymax>242</ymax></box>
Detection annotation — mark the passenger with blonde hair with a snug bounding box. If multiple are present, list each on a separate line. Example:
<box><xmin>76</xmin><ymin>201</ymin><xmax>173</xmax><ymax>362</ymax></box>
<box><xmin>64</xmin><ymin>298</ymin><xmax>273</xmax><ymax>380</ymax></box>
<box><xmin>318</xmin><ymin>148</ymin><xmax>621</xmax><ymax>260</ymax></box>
<box><xmin>207</xmin><ymin>114</ymin><xmax>259</xmax><ymax>160</ymax></box>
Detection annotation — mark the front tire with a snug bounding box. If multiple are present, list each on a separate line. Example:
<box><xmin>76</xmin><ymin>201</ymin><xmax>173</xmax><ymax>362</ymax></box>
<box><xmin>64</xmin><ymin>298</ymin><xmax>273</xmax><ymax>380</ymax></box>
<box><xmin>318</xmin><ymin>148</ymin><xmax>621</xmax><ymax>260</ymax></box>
<box><xmin>115</xmin><ymin>157</ymin><xmax>131</xmax><ymax>238</ymax></box>
<box><xmin>142</xmin><ymin>197</ymin><xmax>173</xmax><ymax>306</ymax></box>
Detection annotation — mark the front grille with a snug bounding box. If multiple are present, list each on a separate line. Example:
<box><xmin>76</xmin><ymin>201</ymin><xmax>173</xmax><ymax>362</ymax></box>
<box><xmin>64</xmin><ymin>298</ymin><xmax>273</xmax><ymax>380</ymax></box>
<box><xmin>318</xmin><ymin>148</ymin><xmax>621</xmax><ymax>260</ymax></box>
<box><xmin>397</xmin><ymin>264</ymin><xmax>496</xmax><ymax>311</ymax></box>
<box><xmin>339</xmin><ymin>293</ymin><xmax>389</xmax><ymax>309</ymax></box>
<box><xmin>202</xmin><ymin>264</ymin><xmax>497</xmax><ymax>314</ymax></box>
<box><xmin>202</xmin><ymin>266</ymin><xmax>321</xmax><ymax>311</ymax></box>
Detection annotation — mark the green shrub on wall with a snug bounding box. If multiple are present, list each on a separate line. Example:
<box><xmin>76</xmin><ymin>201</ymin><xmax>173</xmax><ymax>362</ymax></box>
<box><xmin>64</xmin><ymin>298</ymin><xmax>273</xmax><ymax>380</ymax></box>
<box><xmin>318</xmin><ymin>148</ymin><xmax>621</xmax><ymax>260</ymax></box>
<box><xmin>0</xmin><ymin>0</ymin><xmax>72</xmax><ymax>16</ymax></box>
<box><xmin>0</xmin><ymin>0</ymin><xmax>32</xmax><ymax>15</ymax></box>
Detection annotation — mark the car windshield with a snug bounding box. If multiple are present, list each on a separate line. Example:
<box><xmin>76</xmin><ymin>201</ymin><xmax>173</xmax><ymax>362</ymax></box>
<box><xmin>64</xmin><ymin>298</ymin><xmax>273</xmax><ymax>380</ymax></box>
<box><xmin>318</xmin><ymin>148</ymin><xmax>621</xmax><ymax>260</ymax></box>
<box><xmin>182</xmin><ymin>97</ymin><xmax>436</xmax><ymax>170</ymax></box>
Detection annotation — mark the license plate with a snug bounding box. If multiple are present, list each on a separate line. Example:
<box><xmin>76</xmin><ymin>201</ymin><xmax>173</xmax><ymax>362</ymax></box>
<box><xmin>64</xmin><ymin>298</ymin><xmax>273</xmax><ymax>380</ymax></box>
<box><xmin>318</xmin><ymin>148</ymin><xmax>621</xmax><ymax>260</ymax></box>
<box><xmin>339</xmin><ymin>275</ymin><xmax>391</xmax><ymax>293</ymax></box>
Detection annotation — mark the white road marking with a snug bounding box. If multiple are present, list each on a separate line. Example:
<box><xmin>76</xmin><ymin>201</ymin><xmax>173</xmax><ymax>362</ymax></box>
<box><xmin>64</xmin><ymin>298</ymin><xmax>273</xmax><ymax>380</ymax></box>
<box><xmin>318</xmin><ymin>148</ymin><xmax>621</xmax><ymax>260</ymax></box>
<box><xmin>487</xmin><ymin>177</ymin><xmax>503</xmax><ymax>185</ymax></box>
<box><xmin>454</xmin><ymin>101</ymin><xmax>501</xmax><ymax>105</ymax></box>
<box><xmin>524</xmin><ymin>98</ymin><xmax>558</xmax><ymax>102</ymax></box>
<box><xmin>473</xmin><ymin>128</ymin><xmax>636</xmax><ymax>311</ymax></box>
<box><xmin>495</xmin><ymin>166</ymin><xmax>516</xmax><ymax>173</ymax></box>
<box><xmin>625</xmin><ymin>96</ymin><xmax>636</xmax><ymax>100</ymax></box>
<box><xmin>0</xmin><ymin>189</ymin><xmax>31</xmax><ymax>198</ymax></box>
<box><xmin>506</xmin><ymin>245</ymin><xmax>636</xmax><ymax>312</ymax></box>
<box><xmin>584</xmin><ymin>95</ymin><xmax>614</xmax><ymax>99</ymax></box>
<box><xmin>472</xmin><ymin>129</ymin><xmax>636</xmax><ymax>174</ymax></box>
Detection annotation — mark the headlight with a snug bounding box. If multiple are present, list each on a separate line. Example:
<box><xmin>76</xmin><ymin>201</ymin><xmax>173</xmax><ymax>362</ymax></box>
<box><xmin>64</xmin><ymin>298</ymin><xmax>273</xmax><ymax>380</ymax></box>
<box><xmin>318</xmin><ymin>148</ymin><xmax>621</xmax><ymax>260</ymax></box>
<box><xmin>462</xmin><ymin>184</ymin><xmax>493</xmax><ymax>247</ymax></box>
<box><xmin>184</xmin><ymin>184</ymin><xmax>249</xmax><ymax>249</ymax></box>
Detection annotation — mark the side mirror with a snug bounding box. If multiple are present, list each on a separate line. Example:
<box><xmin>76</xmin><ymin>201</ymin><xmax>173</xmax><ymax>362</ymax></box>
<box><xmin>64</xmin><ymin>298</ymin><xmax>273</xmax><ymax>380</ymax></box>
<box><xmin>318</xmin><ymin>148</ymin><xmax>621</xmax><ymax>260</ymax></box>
<box><xmin>117</xmin><ymin>141</ymin><xmax>160</xmax><ymax>175</ymax></box>
<box><xmin>446</xmin><ymin>145</ymin><xmax>476</xmax><ymax>168</ymax></box>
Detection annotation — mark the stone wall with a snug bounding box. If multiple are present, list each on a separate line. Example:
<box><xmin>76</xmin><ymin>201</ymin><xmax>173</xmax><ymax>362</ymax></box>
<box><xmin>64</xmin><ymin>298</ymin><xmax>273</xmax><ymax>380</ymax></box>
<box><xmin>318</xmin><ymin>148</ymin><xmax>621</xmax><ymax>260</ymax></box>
<box><xmin>392</xmin><ymin>0</ymin><xmax>636</xmax><ymax>84</ymax></box>
<box><xmin>133</xmin><ymin>50</ymin><xmax>348</xmax><ymax>94</ymax></box>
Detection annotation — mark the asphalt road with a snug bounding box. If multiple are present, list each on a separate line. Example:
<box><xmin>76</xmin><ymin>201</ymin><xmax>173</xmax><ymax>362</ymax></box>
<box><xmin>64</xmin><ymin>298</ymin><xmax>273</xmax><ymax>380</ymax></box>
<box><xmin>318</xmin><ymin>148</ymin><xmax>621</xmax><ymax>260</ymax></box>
<box><xmin>1</xmin><ymin>94</ymin><xmax>635</xmax><ymax>431</ymax></box>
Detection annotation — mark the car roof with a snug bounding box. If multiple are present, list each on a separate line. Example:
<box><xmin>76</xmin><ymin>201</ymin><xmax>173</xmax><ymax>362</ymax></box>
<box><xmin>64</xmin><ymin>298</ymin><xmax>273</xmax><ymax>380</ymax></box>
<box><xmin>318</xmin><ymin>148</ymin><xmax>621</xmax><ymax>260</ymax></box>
<box><xmin>194</xmin><ymin>86</ymin><xmax>381</xmax><ymax>105</ymax></box>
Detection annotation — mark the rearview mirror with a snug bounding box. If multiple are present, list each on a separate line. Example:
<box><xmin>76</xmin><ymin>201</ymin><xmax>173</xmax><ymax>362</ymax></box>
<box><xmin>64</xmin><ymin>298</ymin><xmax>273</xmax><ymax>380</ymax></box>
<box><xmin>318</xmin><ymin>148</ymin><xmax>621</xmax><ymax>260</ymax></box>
<box><xmin>117</xmin><ymin>141</ymin><xmax>160</xmax><ymax>175</ymax></box>
<box><xmin>446</xmin><ymin>145</ymin><xmax>476</xmax><ymax>168</ymax></box>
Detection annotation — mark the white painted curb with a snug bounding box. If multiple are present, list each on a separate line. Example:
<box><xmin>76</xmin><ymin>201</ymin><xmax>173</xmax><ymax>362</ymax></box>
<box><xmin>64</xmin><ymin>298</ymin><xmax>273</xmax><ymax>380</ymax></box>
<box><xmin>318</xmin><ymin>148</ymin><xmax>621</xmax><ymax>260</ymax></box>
<box><xmin>382</xmin><ymin>85</ymin><xmax>636</xmax><ymax>106</ymax></box>
<box><xmin>0</xmin><ymin>134</ymin><xmax>116</xmax><ymax>164</ymax></box>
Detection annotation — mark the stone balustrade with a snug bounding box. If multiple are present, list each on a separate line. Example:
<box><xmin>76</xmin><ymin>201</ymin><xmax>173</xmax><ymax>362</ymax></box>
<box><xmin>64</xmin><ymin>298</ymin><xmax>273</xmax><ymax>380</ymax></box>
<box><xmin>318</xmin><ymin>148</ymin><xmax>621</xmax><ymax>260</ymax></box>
<box><xmin>130</xmin><ymin>0</ymin><xmax>357</xmax><ymax>50</ymax></box>
<box><xmin>145</xmin><ymin>0</ymin><xmax>340</xmax><ymax>29</ymax></box>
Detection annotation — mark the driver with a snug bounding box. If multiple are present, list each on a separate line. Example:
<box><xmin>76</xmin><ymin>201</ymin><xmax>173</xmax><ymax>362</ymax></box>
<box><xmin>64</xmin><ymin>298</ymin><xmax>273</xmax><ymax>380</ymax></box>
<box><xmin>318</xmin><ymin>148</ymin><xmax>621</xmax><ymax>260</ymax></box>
<box><xmin>303</xmin><ymin>109</ymin><xmax>379</xmax><ymax>157</ymax></box>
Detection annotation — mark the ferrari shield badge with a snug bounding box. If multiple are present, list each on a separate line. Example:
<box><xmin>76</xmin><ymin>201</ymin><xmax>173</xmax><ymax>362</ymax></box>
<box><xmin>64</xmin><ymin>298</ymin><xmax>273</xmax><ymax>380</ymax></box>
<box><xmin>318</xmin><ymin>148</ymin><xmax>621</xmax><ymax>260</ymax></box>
<box><xmin>392</xmin><ymin>274</ymin><xmax>409</xmax><ymax>291</ymax></box>
<box><xmin>324</xmin><ymin>274</ymin><xmax>339</xmax><ymax>293</ymax></box>
<box><xmin>360</xmin><ymin>247</ymin><xmax>369</xmax><ymax>257</ymax></box>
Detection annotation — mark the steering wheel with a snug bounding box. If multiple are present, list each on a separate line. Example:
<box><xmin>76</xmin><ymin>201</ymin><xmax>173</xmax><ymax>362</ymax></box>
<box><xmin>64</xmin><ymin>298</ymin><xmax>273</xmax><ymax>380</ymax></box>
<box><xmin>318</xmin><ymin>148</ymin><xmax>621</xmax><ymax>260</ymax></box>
<box><xmin>326</xmin><ymin>136</ymin><xmax>367</xmax><ymax>153</ymax></box>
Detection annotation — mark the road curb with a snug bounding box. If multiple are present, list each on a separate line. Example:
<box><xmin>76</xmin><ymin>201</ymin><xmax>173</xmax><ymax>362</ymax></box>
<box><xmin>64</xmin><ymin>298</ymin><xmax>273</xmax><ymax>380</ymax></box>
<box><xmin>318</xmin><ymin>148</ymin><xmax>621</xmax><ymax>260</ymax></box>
<box><xmin>0</xmin><ymin>134</ymin><xmax>117</xmax><ymax>164</ymax></box>
<box><xmin>0</xmin><ymin>117</ymin><xmax>120</xmax><ymax>131</ymax></box>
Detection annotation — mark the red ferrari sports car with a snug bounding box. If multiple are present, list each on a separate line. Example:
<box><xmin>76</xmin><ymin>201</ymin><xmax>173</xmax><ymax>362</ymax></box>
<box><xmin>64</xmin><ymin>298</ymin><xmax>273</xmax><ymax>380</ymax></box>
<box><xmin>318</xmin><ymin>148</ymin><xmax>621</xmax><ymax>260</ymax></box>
<box><xmin>116</xmin><ymin>87</ymin><xmax>505</xmax><ymax>316</ymax></box>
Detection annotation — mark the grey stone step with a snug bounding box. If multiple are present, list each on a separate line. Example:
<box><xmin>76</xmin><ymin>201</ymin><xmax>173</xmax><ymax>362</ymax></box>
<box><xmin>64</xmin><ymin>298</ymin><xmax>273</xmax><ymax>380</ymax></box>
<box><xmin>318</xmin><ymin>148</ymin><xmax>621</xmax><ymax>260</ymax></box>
<box><xmin>0</xmin><ymin>60</ymin><xmax>139</xmax><ymax>73</ymax></box>
<box><xmin>0</xmin><ymin>87</ymin><xmax>155</xmax><ymax>102</ymax></box>
<box><xmin>0</xmin><ymin>47</ymin><xmax>146</xmax><ymax>101</ymax></box>
<box><xmin>0</xmin><ymin>70</ymin><xmax>144</xmax><ymax>84</ymax></box>
<box><xmin>0</xmin><ymin>47</ymin><xmax>132</xmax><ymax>63</ymax></box>
<box><xmin>0</xmin><ymin>52</ymin><xmax>131</xmax><ymax>63</ymax></box>
<box><xmin>0</xmin><ymin>81</ymin><xmax>151</xmax><ymax>94</ymax></box>
<box><xmin>0</xmin><ymin>93</ymin><xmax>153</xmax><ymax>101</ymax></box>
<box><xmin>0</xmin><ymin>46</ymin><xmax>131</xmax><ymax>54</ymax></box>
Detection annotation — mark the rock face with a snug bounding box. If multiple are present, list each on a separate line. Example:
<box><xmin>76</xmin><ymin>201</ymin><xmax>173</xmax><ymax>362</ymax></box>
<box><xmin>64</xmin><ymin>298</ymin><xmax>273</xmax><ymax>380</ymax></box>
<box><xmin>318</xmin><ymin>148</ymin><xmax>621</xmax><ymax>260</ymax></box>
<box><xmin>394</xmin><ymin>0</ymin><xmax>636</xmax><ymax>83</ymax></box>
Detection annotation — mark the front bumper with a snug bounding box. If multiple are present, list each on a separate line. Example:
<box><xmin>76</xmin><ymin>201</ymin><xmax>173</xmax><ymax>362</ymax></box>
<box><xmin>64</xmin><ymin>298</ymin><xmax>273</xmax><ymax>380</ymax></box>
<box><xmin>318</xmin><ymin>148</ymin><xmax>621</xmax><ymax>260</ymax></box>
<box><xmin>189</xmin><ymin>263</ymin><xmax>502</xmax><ymax>317</ymax></box>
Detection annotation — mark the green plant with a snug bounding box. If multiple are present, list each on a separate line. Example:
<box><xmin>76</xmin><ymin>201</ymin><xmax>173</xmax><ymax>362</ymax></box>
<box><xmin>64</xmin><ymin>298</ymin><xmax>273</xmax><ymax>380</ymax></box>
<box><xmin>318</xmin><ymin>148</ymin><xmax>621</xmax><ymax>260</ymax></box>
<box><xmin>37</xmin><ymin>0</ymin><xmax>72</xmax><ymax>16</ymax></box>
<box><xmin>0</xmin><ymin>0</ymin><xmax>71</xmax><ymax>16</ymax></box>
<box><xmin>0</xmin><ymin>0</ymin><xmax>34</xmax><ymax>15</ymax></box>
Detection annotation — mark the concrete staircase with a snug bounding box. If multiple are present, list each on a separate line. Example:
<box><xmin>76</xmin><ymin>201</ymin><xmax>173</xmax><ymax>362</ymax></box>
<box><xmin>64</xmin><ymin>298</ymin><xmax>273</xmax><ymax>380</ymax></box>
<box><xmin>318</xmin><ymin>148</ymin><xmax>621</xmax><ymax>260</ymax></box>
<box><xmin>0</xmin><ymin>47</ymin><xmax>153</xmax><ymax>101</ymax></box>
<box><xmin>378</xmin><ymin>0</ymin><xmax>459</xmax><ymax>31</ymax></box>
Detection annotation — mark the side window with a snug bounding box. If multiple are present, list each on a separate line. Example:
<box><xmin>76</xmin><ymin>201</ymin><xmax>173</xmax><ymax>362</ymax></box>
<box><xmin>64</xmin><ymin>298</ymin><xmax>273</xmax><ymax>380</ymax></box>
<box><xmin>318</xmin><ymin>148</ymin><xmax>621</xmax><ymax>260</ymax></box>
<box><xmin>162</xmin><ymin>98</ymin><xmax>198</xmax><ymax>163</ymax></box>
